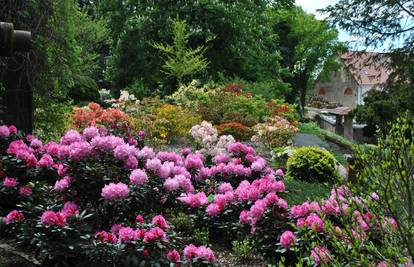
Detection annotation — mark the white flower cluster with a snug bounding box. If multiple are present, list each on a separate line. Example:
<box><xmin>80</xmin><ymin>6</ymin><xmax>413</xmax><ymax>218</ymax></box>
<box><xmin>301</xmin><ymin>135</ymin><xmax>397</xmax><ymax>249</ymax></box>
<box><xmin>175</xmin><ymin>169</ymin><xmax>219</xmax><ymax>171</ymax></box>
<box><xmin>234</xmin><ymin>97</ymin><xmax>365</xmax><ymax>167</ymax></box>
<box><xmin>190</xmin><ymin>121</ymin><xmax>235</xmax><ymax>156</ymax></box>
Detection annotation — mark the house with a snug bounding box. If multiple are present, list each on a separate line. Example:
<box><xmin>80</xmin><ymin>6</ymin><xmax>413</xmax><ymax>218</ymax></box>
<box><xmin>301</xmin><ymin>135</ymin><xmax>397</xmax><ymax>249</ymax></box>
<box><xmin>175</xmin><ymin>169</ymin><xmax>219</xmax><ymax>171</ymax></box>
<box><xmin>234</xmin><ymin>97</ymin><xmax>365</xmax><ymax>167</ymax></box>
<box><xmin>314</xmin><ymin>52</ymin><xmax>391</xmax><ymax>108</ymax></box>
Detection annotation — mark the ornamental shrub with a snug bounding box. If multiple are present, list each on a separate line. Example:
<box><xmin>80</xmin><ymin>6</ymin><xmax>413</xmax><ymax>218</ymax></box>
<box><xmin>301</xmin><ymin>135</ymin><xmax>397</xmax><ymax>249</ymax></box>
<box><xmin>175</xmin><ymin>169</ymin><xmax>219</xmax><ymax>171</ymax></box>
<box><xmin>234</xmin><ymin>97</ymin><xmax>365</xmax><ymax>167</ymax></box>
<box><xmin>217</xmin><ymin>122</ymin><xmax>253</xmax><ymax>141</ymax></box>
<box><xmin>286</xmin><ymin>147</ymin><xmax>337</xmax><ymax>183</ymax></box>
<box><xmin>0</xmin><ymin>123</ymin><xmax>285</xmax><ymax>266</ymax></box>
<box><xmin>251</xmin><ymin>116</ymin><xmax>299</xmax><ymax>148</ymax></box>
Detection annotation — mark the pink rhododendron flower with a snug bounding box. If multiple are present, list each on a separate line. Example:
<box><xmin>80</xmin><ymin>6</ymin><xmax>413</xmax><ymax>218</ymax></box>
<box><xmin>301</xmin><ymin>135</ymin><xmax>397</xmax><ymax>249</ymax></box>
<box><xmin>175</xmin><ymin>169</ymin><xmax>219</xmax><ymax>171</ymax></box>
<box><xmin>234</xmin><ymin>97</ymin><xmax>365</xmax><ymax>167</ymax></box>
<box><xmin>8</xmin><ymin>125</ymin><xmax>17</xmax><ymax>135</ymax></box>
<box><xmin>82</xmin><ymin>126</ymin><xmax>100</xmax><ymax>140</ymax></box>
<box><xmin>5</xmin><ymin>210</ymin><xmax>24</xmax><ymax>224</ymax></box>
<box><xmin>129</xmin><ymin>169</ymin><xmax>148</xmax><ymax>185</ymax></box>
<box><xmin>3</xmin><ymin>177</ymin><xmax>17</xmax><ymax>188</ymax></box>
<box><xmin>60</xmin><ymin>202</ymin><xmax>79</xmax><ymax>218</ymax></box>
<box><xmin>177</xmin><ymin>192</ymin><xmax>208</xmax><ymax>208</ymax></box>
<box><xmin>183</xmin><ymin>244</ymin><xmax>216</xmax><ymax>263</ymax></box>
<box><xmin>376</xmin><ymin>261</ymin><xmax>389</xmax><ymax>267</ymax></box>
<box><xmin>135</xmin><ymin>215</ymin><xmax>145</xmax><ymax>223</ymax></box>
<box><xmin>206</xmin><ymin>203</ymin><xmax>222</xmax><ymax>216</ymax></box>
<box><xmin>218</xmin><ymin>182</ymin><xmax>233</xmax><ymax>193</ymax></box>
<box><xmin>166</xmin><ymin>250</ymin><xmax>180</xmax><ymax>262</ymax></box>
<box><xmin>251</xmin><ymin>157</ymin><xmax>266</xmax><ymax>171</ymax></box>
<box><xmin>124</xmin><ymin>155</ymin><xmax>138</xmax><ymax>169</ymax></box>
<box><xmin>275</xmin><ymin>168</ymin><xmax>284</xmax><ymax>176</ymax></box>
<box><xmin>304</xmin><ymin>213</ymin><xmax>324</xmax><ymax>232</ymax></box>
<box><xmin>19</xmin><ymin>186</ymin><xmax>32</xmax><ymax>196</ymax></box>
<box><xmin>146</xmin><ymin>158</ymin><xmax>162</xmax><ymax>172</ymax></box>
<box><xmin>290</xmin><ymin>203</ymin><xmax>311</xmax><ymax>218</ymax></box>
<box><xmin>114</xmin><ymin>143</ymin><xmax>138</xmax><ymax>160</ymax></box>
<box><xmin>30</xmin><ymin>138</ymin><xmax>43</xmax><ymax>149</ymax></box>
<box><xmin>91</xmin><ymin>135</ymin><xmax>124</xmax><ymax>151</ymax></box>
<box><xmin>163</xmin><ymin>177</ymin><xmax>180</xmax><ymax>192</ymax></box>
<box><xmin>152</xmin><ymin>215</ymin><xmax>169</xmax><ymax>229</ymax></box>
<box><xmin>101</xmin><ymin>182</ymin><xmax>129</xmax><ymax>200</ymax></box>
<box><xmin>118</xmin><ymin>227</ymin><xmax>140</xmax><ymax>243</ymax></box>
<box><xmin>280</xmin><ymin>230</ymin><xmax>296</xmax><ymax>248</ymax></box>
<box><xmin>95</xmin><ymin>231</ymin><xmax>118</xmax><ymax>243</ymax></box>
<box><xmin>311</xmin><ymin>246</ymin><xmax>330</xmax><ymax>266</ymax></box>
<box><xmin>184</xmin><ymin>154</ymin><xmax>204</xmax><ymax>169</ymax></box>
<box><xmin>0</xmin><ymin>125</ymin><xmax>10</xmax><ymax>138</ymax></box>
<box><xmin>25</xmin><ymin>154</ymin><xmax>38</xmax><ymax>167</ymax></box>
<box><xmin>54</xmin><ymin>176</ymin><xmax>71</xmax><ymax>192</ymax></box>
<box><xmin>40</xmin><ymin>211</ymin><xmax>65</xmax><ymax>227</ymax></box>
<box><xmin>137</xmin><ymin>146</ymin><xmax>155</xmax><ymax>159</ymax></box>
<box><xmin>61</xmin><ymin>130</ymin><xmax>82</xmax><ymax>145</ymax></box>
<box><xmin>143</xmin><ymin>227</ymin><xmax>167</xmax><ymax>242</ymax></box>
<box><xmin>38</xmin><ymin>154</ymin><xmax>54</xmax><ymax>167</ymax></box>
<box><xmin>69</xmin><ymin>141</ymin><xmax>92</xmax><ymax>160</ymax></box>
<box><xmin>110</xmin><ymin>224</ymin><xmax>123</xmax><ymax>235</ymax></box>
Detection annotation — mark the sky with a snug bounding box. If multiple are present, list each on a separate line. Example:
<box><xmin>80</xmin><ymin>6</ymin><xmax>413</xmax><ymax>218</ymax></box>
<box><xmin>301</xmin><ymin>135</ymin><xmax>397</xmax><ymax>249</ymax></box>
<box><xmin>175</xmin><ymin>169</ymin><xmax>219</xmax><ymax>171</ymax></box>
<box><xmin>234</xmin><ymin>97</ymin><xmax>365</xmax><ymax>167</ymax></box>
<box><xmin>295</xmin><ymin>0</ymin><xmax>352</xmax><ymax>44</ymax></box>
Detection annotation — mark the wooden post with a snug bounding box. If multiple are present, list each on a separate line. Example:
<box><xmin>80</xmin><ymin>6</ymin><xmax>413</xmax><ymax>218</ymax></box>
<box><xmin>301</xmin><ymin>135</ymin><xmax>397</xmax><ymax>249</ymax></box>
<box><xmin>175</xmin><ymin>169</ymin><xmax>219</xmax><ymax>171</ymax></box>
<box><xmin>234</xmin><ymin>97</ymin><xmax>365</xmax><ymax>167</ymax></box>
<box><xmin>344</xmin><ymin>115</ymin><xmax>353</xmax><ymax>141</ymax></box>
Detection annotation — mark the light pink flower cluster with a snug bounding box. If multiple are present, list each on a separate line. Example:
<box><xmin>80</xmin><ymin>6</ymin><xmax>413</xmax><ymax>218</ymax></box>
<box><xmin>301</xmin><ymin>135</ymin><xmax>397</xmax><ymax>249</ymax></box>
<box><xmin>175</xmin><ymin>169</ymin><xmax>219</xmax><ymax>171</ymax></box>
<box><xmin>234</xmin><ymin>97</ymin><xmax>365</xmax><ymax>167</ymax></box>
<box><xmin>0</xmin><ymin>125</ymin><xmax>10</xmax><ymax>138</ymax></box>
<box><xmin>54</xmin><ymin>176</ymin><xmax>71</xmax><ymax>192</ymax></box>
<box><xmin>183</xmin><ymin>244</ymin><xmax>216</xmax><ymax>263</ymax></box>
<box><xmin>5</xmin><ymin>210</ymin><xmax>25</xmax><ymax>224</ymax></box>
<box><xmin>177</xmin><ymin>192</ymin><xmax>208</xmax><ymax>208</ymax></box>
<box><xmin>296</xmin><ymin>213</ymin><xmax>325</xmax><ymax>232</ymax></box>
<box><xmin>129</xmin><ymin>169</ymin><xmax>148</xmax><ymax>185</ymax></box>
<box><xmin>101</xmin><ymin>182</ymin><xmax>129</xmax><ymax>200</ymax></box>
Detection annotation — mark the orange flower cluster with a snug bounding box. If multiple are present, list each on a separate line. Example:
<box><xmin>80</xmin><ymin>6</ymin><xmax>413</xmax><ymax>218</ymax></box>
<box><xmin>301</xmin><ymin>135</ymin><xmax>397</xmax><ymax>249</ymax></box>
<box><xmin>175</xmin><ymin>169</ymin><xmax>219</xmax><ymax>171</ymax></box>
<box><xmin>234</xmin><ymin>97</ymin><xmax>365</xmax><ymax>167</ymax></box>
<box><xmin>72</xmin><ymin>102</ymin><xmax>130</xmax><ymax>130</ymax></box>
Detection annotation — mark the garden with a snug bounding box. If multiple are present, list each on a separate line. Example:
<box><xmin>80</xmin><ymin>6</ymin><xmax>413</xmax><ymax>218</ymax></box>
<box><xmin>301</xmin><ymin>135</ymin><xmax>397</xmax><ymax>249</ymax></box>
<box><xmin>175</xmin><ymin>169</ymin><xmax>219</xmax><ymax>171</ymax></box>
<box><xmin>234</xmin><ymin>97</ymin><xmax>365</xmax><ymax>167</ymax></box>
<box><xmin>1</xmin><ymin>0</ymin><xmax>414</xmax><ymax>266</ymax></box>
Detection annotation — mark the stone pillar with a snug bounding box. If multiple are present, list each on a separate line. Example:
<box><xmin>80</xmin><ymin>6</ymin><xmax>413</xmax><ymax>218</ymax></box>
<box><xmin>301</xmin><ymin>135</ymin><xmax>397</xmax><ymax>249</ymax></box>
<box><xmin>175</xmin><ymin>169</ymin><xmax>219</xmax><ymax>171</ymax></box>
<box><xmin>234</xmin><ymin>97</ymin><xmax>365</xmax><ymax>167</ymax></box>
<box><xmin>344</xmin><ymin>115</ymin><xmax>353</xmax><ymax>140</ymax></box>
<box><xmin>335</xmin><ymin>115</ymin><xmax>343</xmax><ymax>134</ymax></box>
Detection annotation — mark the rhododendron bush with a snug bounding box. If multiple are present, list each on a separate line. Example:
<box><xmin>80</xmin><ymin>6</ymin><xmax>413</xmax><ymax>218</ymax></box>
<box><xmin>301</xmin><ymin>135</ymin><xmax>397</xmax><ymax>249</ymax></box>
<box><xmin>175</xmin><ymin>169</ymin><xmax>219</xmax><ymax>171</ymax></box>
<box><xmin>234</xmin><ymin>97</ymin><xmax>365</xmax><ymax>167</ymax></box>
<box><xmin>0</xmin><ymin>123</ymin><xmax>286</xmax><ymax>266</ymax></box>
<box><xmin>0</xmin><ymin>122</ymin><xmax>409</xmax><ymax>266</ymax></box>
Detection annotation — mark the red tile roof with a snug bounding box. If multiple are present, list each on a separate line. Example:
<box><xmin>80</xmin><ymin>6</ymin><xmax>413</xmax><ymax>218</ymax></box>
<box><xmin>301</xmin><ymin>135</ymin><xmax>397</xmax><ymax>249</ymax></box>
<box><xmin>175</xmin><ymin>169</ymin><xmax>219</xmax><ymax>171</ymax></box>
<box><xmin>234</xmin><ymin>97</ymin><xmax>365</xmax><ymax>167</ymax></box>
<box><xmin>340</xmin><ymin>52</ymin><xmax>391</xmax><ymax>85</ymax></box>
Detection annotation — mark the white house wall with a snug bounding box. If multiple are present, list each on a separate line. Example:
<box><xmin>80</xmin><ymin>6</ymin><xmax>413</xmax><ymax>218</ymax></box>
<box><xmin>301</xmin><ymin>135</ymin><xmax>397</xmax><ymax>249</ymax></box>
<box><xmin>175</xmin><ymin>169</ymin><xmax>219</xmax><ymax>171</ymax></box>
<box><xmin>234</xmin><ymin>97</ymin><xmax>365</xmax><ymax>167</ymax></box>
<box><xmin>314</xmin><ymin>69</ymin><xmax>360</xmax><ymax>108</ymax></box>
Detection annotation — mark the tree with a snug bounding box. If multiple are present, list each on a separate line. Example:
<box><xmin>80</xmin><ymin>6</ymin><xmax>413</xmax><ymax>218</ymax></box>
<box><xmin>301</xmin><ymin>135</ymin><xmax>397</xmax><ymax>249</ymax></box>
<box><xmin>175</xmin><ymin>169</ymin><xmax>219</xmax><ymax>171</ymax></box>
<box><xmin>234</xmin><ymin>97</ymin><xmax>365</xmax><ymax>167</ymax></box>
<box><xmin>153</xmin><ymin>19</ymin><xmax>209</xmax><ymax>86</ymax></box>
<box><xmin>269</xmin><ymin>7</ymin><xmax>343</xmax><ymax>114</ymax></box>
<box><xmin>98</xmin><ymin>0</ymin><xmax>291</xmax><ymax>95</ymax></box>
<box><xmin>324</xmin><ymin>0</ymin><xmax>414</xmax><ymax>134</ymax></box>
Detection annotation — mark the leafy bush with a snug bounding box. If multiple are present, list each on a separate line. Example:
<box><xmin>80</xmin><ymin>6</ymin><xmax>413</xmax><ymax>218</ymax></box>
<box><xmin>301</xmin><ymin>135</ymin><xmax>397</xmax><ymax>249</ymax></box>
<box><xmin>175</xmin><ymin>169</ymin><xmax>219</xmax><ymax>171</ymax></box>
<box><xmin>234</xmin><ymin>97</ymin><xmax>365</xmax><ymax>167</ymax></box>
<box><xmin>125</xmin><ymin>79</ymin><xmax>151</xmax><ymax>99</ymax></box>
<box><xmin>232</xmin><ymin>239</ymin><xmax>255</xmax><ymax>260</ymax></box>
<box><xmin>251</xmin><ymin>116</ymin><xmax>299</xmax><ymax>148</ymax></box>
<box><xmin>286</xmin><ymin>146</ymin><xmax>338</xmax><ymax>183</ymax></box>
<box><xmin>34</xmin><ymin>101</ymin><xmax>74</xmax><ymax>142</ymax></box>
<box><xmin>217</xmin><ymin>122</ymin><xmax>253</xmax><ymax>141</ymax></box>
<box><xmin>351</xmin><ymin>115</ymin><xmax>414</xmax><ymax>259</ymax></box>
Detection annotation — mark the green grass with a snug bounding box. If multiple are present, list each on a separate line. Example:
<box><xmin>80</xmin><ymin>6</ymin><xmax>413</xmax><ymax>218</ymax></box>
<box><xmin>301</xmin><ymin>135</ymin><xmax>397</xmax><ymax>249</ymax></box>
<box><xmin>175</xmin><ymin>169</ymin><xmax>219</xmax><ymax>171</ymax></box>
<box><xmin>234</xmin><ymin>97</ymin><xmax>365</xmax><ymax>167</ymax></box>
<box><xmin>282</xmin><ymin>178</ymin><xmax>331</xmax><ymax>205</ymax></box>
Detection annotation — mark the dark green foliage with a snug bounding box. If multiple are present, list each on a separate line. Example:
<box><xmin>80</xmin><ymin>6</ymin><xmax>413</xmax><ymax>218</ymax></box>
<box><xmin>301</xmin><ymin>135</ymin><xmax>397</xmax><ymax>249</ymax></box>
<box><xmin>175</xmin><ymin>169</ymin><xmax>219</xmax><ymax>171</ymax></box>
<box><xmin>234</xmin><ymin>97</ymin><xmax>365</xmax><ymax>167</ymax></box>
<box><xmin>286</xmin><ymin>146</ymin><xmax>338</xmax><ymax>183</ymax></box>
<box><xmin>282</xmin><ymin>178</ymin><xmax>331</xmax><ymax>205</ymax></box>
<box><xmin>99</xmin><ymin>0</ymin><xmax>290</xmax><ymax>94</ymax></box>
<box><xmin>268</xmin><ymin>7</ymin><xmax>343</xmax><ymax>112</ymax></box>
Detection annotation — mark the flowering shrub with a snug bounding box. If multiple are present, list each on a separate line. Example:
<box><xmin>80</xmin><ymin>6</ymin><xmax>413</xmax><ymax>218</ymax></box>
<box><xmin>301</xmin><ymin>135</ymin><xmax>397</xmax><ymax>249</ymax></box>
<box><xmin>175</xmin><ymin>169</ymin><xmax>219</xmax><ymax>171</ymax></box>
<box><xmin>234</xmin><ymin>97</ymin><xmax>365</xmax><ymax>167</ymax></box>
<box><xmin>267</xmin><ymin>99</ymin><xmax>299</xmax><ymax>125</ymax></box>
<box><xmin>251</xmin><ymin>116</ymin><xmax>299</xmax><ymax>148</ymax></box>
<box><xmin>0</xmin><ymin>123</ymin><xmax>284</xmax><ymax>266</ymax></box>
<box><xmin>274</xmin><ymin>186</ymin><xmax>410</xmax><ymax>266</ymax></box>
<box><xmin>216</xmin><ymin>122</ymin><xmax>253</xmax><ymax>141</ymax></box>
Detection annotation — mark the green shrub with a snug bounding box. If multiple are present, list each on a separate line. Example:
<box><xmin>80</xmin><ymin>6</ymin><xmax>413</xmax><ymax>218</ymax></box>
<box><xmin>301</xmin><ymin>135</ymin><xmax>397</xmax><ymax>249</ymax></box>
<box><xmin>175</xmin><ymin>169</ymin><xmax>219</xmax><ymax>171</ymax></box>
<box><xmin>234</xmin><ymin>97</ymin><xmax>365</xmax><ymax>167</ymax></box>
<box><xmin>282</xmin><ymin>178</ymin><xmax>331</xmax><ymax>205</ymax></box>
<box><xmin>232</xmin><ymin>239</ymin><xmax>255</xmax><ymax>260</ymax></box>
<box><xmin>125</xmin><ymin>78</ymin><xmax>151</xmax><ymax>99</ymax></box>
<box><xmin>286</xmin><ymin>146</ymin><xmax>338</xmax><ymax>183</ymax></box>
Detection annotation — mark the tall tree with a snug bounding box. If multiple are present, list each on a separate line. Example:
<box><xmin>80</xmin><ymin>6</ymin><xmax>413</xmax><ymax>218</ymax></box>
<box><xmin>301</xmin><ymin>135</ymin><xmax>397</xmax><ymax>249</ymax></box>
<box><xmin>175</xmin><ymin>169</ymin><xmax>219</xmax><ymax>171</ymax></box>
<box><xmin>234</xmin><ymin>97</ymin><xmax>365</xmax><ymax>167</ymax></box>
<box><xmin>98</xmin><ymin>0</ymin><xmax>291</xmax><ymax>95</ymax></box>
<box><xmin>324</xmin><ymin>0</ymin><xmax>414</xmax><ymax>134</ymax></box>
<box><xmin>269</xmin><ymin>7</ymin><xmax>343</xmax><ymax>113</ymax></box>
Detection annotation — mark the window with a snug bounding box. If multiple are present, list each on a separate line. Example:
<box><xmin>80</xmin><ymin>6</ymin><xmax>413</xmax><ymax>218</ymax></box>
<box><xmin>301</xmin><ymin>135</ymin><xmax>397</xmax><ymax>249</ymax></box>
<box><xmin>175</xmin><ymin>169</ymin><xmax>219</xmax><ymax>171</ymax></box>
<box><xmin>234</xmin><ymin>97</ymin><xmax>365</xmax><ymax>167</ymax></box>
<box><xmin>344</xmin><ymin>87</ymin><xmax>353</xmax><ymax>96</ymax></box>
<box><xmin>318</xmin><ymin>87</ymin><xmax>326</xmax><ymax>95</ymax></box>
